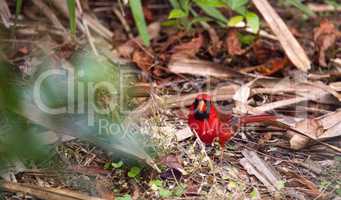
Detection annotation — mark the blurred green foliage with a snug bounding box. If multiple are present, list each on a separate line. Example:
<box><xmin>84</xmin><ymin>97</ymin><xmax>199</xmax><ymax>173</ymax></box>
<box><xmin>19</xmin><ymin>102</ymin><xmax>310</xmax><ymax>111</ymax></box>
<box><xmin>0</xmin><ymin>47</ymin><xmax>157</xmax><ymax>174</ymax></box>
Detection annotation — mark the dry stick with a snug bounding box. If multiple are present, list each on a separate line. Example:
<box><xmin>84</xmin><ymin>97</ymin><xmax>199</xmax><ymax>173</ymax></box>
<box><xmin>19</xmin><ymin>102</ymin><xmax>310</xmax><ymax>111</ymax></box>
<box><xmin>308</xmin><ymin>3</ymin><xmax>341</xmax><ymax>12</ymax></box>
<box><xmin>77</xmin><ymin>0</ymin><xmax>98</xmax><ymax>56</ymax></box>
<box><xmin>252</xmin><ymin>0</ymin><xmax>311</xmax><ymax>72</ymax></box>
<box><xmin>49</xmin><ymin>0</ymin><xmax>113</xmax><ymax>41</ymax></box>
<box><xmin>0</xmin><ymin>0</ymin><xmax>11</xmax><ymax>28</ymax></box>
<box><xmin>49</xmin><ymin>0</ymin><xmax>86</xmax><ymax>33</ymax></box>
<box><xmin>268</xmin><ymin>120</ymin><xmax>341</xmax><ymax>153</ymax></box>
<box><xmin>0</xmin><ymin>181</ymin><xmax>104</xmax><ymax>200</ymax></box>
<box><xmin>31</xmin><ymin>0</ymin><xmax>67</xmax><ymax>34</ymax></box>
<box><xmin>112</xmin><ymin>6</ymin><xmax>133</xmax><ymax>39</ymax></box>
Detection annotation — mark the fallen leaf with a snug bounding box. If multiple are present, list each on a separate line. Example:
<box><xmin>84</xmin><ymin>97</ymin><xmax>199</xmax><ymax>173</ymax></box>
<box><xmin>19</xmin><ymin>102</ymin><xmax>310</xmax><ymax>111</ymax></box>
<box><xmin>171</xmin><ymin>34</ymin><xmax>203</xmax><ymax>59</ymax></box>
<box><xmin>116</xmin><ymin>22</ymin><xmax>160</xmax><ymax>58</ymax></box>
<box><xmin>132</xmin><ymin>50</ymin><xmax>154</xmax><ymax>72</ymax></box>
<box><xmin>96</xmin><ymin>176</ymin><xmax>115</xmax><ymax>200</ymax></box>
<box><xmin>18</xmin><ymin>47</ymin><xmax>29</xmax><ymax>55</ymax></box>
<box><xmin>159</xmin><ymin>154</ymin><xmax>187</xmax><ymax>175</ymax></box>
<box><xmin>252</xmin><ymin>0</ymin><xmax>311</xmax><ymax>71</ymax></box>
<box><xmin>168</xmin><ymin>58</ymin><xmax>238</xmax><ymax>78</ymax></box>
<box><xmin>207</xmin><ymin>27</ymin><xmax>223</xmax><ymax>56</ymax></box>
<box><xmin>313</xmin><ymin>19</ymin><xmax>337</xmax><ymax>67</ymax></box>
<box><xmin>252</xmin><ymin>40</ymin><xmax>280</xmax><ymax>64</ymax></box>
<box><xmin>253</xmin><ymin>57</ymin><xmax>289</xmax><ymax>75</ymax></box>
<box><xmin>289</xmin><ymin>110</ymin><xmax>341</xmax><ymax>150</ymax></box>
<box><xmin>226</xmin><ymin>29</ymin><xmax>245</xmax><ymax>56</ymax></box>
<box><xmin>258</xmin><ymin>132</ymin><xmax>272</xmax><ymax>144</ymax></box>
<box><xmin>143</xmin><ymin>6</ymin><xmax>154</xmax><ymax>23</ymax></box>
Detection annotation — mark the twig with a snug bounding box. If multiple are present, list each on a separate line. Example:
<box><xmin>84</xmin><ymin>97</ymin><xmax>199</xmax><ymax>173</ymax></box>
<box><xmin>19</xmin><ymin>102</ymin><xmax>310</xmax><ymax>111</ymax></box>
<box><xmin>31</xmin><ymin>0</ymin><xmax>67</xmax><ymax>34</ymax></box>
<box><xmin>0</xmin><ymin>181</ymin><xmax>104</xmax><ymax>200</ymax></box>
<box><xmin>112</xmin><ymin>6</ymin><xmax>133</xmax><ymax>39</ymax></box>
<box><xmin>308</xmin><ymin>3</ymin><xmax>341</xmax><ymax>12</ymax></box>
<box><xmin>0</xmin><ymin>0</ymin><xmax>11</xmax><ymax>28</ymax></box>
<box><xmin>252</xmin><ymin>0</ymin><xmax>311</xmax><ymax>72</ymax></box>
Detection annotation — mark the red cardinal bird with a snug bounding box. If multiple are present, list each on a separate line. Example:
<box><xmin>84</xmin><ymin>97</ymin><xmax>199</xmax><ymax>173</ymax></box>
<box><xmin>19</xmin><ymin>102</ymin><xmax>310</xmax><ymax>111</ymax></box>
<box><xmin>188</xmin><ymin>94</ymin><xmax>277</xmax><ymax>150</ymax></box>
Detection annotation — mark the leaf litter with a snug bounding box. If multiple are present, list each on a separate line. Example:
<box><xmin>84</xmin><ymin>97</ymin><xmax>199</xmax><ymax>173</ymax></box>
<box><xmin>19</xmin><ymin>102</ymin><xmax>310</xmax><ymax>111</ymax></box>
<box><xmin>1</xmin><ymin>0</ymin><xmax>341</xmax><ymax>199</ymax></box>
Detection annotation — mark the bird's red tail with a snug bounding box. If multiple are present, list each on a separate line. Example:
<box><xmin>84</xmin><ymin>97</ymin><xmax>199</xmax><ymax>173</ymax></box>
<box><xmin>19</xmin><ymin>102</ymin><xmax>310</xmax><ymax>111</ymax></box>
<box><xmin>238</xmin><ymin>114</ymin><xmax>278</xmax><ymax>125</ymax></box>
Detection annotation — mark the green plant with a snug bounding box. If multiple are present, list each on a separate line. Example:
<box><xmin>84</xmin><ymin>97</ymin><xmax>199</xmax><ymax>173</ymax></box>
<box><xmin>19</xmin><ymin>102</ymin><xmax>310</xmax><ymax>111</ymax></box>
<box><xmin>116</xmin><ymin>194</ymin><xmax>132</xmax><ymax>200</ymax></box>
<box><xmin>67</xmin><ymin>0</ymin><xmax>77</xmax><ymax>35</ymax></box>
<box><xmin>104</xmin><ymin>160</ymin><xmax>124</xmax><ymax>170</ymax></box>
<box><xmin>279</xmin><ymin>0</ymin><xmax>315</xmax><ymax>17</ymax></box>
<box><xmin>129</xmin><ymin>0</ymin><xmax>150</xmax><ymax>46</ymax></box>
<box><xmin>166</xmin><ymin>0</ymin><xmax>260</xmax><ymax>32</ymax></box>
<box><xmin>15</xmin><ymin>0</ymin><xmax>23</xmax><ymax>17</ymax></box>
<box><xmin>149</xmin><ymin>179</ymin><xmax>186</xmax><ymax>198</ymax></box>
<box><xmin>128</xmin><ymin>166</ymin><xmax>141</xmax><ymax>178</ymax></box>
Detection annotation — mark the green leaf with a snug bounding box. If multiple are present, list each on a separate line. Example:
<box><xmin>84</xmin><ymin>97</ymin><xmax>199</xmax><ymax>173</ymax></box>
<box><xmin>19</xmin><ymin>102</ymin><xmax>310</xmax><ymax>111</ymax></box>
<box><xmin>179</xmin><ymin>0</ymin><xmax>191</xmax><ymax>13</ymax></box>
<box><xmin>104</xmin><ymin>162</ymin><xmax>112</xmax><ymax>170</ymax></box>
<box><xmin>228</xmin><ymin>180</ymin><xmax>238</xmax><ymax>189</ymax></box>
<box><xmin>194</xmin><ymin>0</ymin><xmax>226</xmax><ymax>7</ymax></box>
<box><xmin>116</xmin><ymin>194</ymin><xmax>132</xmax><ymax>200</ymax></box>
<box><xmin>194</xmin><ymin>1</ymin><xmax>228</xmax><ymax>24</ymax></box>
<box><xmin>149</xmin><ymin>179</ymin><xmax>163</xmax><ymax>190</ymax></box>
<box><xmin>161</xmin><ymin>19</ymin><xmax>178</xmax><ymax>27</ymax></box>
<box><xmin>129</xmin><ymin>0</ymin><xmax>150</xmax><ymax>46</ymax></box>
<box><xmin>286</xmin><ymin>0</ymin><xmax>315</xmax><ymax>17</ymax></box>
<box><xmin>128</xmin><ymin>166</ymin><xmax>141</xmax><ymax>178</ymax></box>
<box><xmin>238</xmin><ymin>34</ymin><xmax>256</xmax><ymax>46</ymax></box>
<box><xmin>225</xmin><ymin>0</ymin><xmax>249</xmax><ymax>10</ymax></box>
<box><xmin>112</xmin><ymin>160</ymin><xmax>124</xmax><ymax>169</ymax></box>
<box><xmin>67</xmin><ymin>0</ymin><xmax>77</xmax><ymax>35</ymax></box>
<box><xmin>169</xmin><ymin>0</ymin><xmax>180</xmax><ymax>8</ymax></box>
<box><xmin>149</xmin><ymin>179</ymin><xmax>163</xmax><ymax>187</ymax></box>
<box><xmin>250</xmin><ymin>188</ymin><xmax>258</xmax><ymax>199</ymax></box>
<box><xmin>15</xmin><ymin>0</ymin><xmax>23</xmax><ymax>17</ymax></box>
<box><xmin>245</xmin><ymin>11</ymin><xmax>259</xmax><ymax>33</ymax></box>
<box><xmin>228</xmin><ymin>15</ymin><xmax>244</xmax><ymax>27</ymax></box>
<box><xmin>174</xmin><ymin>184</ymin><xmax>187</xmax><ymax>197</ymax></box>
<box><xmin>336</xmin><ymin>188</ymin><xmax>341</xmax><ymax>197</ymax></box>
<box><xmin>168</xmin><ymin>9</ymin><xmax>188</xmax><ymax>19</ymax></box>
<box><xmin>159</xmin><ymin>188</ymin><xmax>172</xmax><ymax>198</ymax></box>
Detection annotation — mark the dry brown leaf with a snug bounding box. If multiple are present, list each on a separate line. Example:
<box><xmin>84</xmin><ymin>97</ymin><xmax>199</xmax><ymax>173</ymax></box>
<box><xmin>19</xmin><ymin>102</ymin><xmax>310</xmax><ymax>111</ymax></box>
<box><xmin>132</xmin><ymin>50</ymin><xmax>154</xmax><ymax>72</ymax></box>
<box><xmin>252</xmin><ymin>0</ymin><xmax>311</xmax><ymax>71</ymax></box>
<box><xmin>171</xmin><ymin>34</ymin><xmax>203</xmax><ymax>59</ymax></box>
<box><xmin>241</xmin><ymin>57</ymin><xmax>289</xmax><ymax>75</ymax></box>
<box><xmin>289</xmin><ymin>110</ymin><xmax>341</xmax><ymax>150</ymax></box>
<box><xmin>116</xmin><ymin>22</ymin><xmax>160</xmax><ymax>58</ymax></box>
<box><xmin>160</xmin><ymin>154</ymin><xmax>186</xmax><ymax>175</ymax></box>
<box><xmin>252</xmin><ymin>40</ymin><xmax>279</xmax><ymax>63</ymax></box>
<box><xmin>226</xmin><ymin>29</ymin><xmax>245</xmax><ymax>56</ymax></box>
<box><xmin>313</xmin><ymin>19</ymin><xmax>337</xmax><ymax>67</ymax></box>
<box><xmin>257</xmin><ymin>57</ymin><xmax>289</xmax><ymax>75</ymax></box>
<box><xmin>207</xmin><ymin>27</ymin><xmax>223</xmax><ymax>56</ymax></box>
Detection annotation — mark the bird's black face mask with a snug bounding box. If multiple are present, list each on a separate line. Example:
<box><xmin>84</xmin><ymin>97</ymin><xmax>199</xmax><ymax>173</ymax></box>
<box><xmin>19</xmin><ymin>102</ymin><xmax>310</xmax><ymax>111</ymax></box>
<box><xmin>193</xmin><ymin>98</ymin><xmax>211</xmax><ymax>120</ymax></box>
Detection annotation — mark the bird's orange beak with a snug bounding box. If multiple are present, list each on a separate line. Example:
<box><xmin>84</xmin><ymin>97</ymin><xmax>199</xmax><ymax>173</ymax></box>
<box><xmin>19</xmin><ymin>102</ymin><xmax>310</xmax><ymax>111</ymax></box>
<box><xmin>197</xmin><ymin>100</ymin><xmax>205</xmax><ymax>112</ymax></box>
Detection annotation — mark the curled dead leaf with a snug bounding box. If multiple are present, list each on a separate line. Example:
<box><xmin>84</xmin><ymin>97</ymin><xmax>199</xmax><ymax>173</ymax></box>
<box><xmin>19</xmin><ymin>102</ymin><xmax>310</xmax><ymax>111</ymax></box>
<box><xmin>313</xmin><ymin>19</ymin><xmax>337</xmax><ymax>67</ymax></box>
<box><xmin>132</xmin><ymin>50</ymin><xmax>154</xmax><ymax>72</ymax></box>
<box><xmin>171</xmin><ymin>34</ymin><xmax>203</xmax><ymax>59</ymax></box>
<box><xmin>226</xmin><ymin>29</ymin><xmax>245</xmax><ymax>56</ymax></box>
<box><xmin>159</xmin><ymin>154</ymin><xmax>187</xmax><ymax>175</ymax></box>
<box><xmin>257</xmin><ymin>57</ymin><xmax>289</xmax><ymax>75</ymax></box>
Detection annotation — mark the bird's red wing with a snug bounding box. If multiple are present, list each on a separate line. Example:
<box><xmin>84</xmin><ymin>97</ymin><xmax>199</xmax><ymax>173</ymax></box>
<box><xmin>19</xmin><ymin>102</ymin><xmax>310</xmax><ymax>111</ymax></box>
<box><xmin>237</xmin><ymin>114</ymin><xmax>277</xmax><ymax>126</ymax></box>
<box><xmin>188</xmin><ymin>114</ymin><xmax>216</xmax><ymax>144</ymax></box>
<box><xmin>217</xmin><ymin>121</ymin><xmax>233</xmax><ymax>147</ymax></box>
